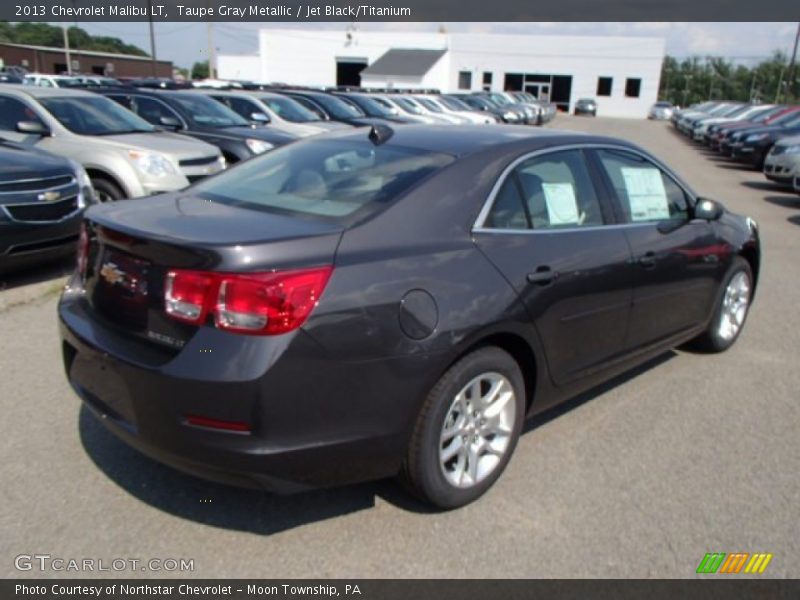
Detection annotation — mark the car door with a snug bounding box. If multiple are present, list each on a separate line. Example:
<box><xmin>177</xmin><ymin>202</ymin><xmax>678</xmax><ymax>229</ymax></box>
<box><xmin>473</xmin><ymin>148</ymin><xmax>635</xmax><ymax>386</ymax></box>
<box><xmin>591</xmin><ymin>147</ymin><xmax>722</xmax><ymax>351</ymax></box>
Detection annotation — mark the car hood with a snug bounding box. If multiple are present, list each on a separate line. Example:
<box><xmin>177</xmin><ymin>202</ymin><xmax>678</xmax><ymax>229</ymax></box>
<box><xmin>0</xmin><ymin>140</ymin><xmax>73</xmax><ymax>182</ymax></box>
<box><xmin>193</xmin><ymin>125</ymin><xmax>298</xmax><ymax>146</ymax></box>
<box><xmin>98</xmin><ymin>131</ymin><xmax>220</xmax><ymax>160</ymax></box>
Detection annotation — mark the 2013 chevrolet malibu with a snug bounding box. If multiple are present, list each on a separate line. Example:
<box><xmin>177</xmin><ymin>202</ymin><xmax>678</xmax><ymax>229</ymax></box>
<box><xmin>59</xmin><ymin>125</ymin><xmax>760</xmax><ymax>509</ymax></box>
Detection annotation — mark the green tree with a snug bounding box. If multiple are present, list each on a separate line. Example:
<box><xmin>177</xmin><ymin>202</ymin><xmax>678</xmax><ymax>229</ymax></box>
<box><xmin>191</xmin><ymin>60</ymin><xmax>209</xmax><ymax>80</ymax></box>
<box><xmin>0</xmin><ymin>21</ymin><xmax>147</xmax><ymax>57</ymax></box>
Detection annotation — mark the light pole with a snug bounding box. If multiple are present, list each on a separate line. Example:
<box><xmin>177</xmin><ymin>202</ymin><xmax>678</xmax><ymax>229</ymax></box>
<box><xmin>62</xmin><ymin>25</ymin><xmax>72</xmax><ymax>75</ymax></box>
<box><xmin>146</xmin><ymin>0</ymin><xmax>158</xmax><ymax>77</ymax></box>
<box><xmin>787</xmin><ymin>22</ymin><xmax>800</xmax><ymax>100</ymax></box>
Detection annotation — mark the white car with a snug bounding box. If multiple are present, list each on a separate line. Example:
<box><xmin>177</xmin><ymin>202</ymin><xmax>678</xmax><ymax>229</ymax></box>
<box><xmin>425</xmin><ymin>95</ymin><xmax>497</xmax><ymax>124</ymax></box>
<box><xmin>648</xmin><ymin>101</ymin><xmax>675</xmax><ymax>120</ymax></box>
<box><xmin>412</xmin><ymin>96</ymin><xmax>471</xmax><ymax>124</ymax></box>
<box><xmin>24</xmin><ymin>74</ymin><xmax>84</xmax><ymax>88</ymax></box>
<box><xmin>763</xmin><ymin>134</ymin><xmax>800</xmax><ymax>188</ymax></box>
<box><xmin>371</xmin><ymin>95</ymin><xmax>435</xmax><ymax>124</ymax></box>
<box><xmin>189</xmin><ymin>89</ymin><xmax>345</xmax><ymax>138</ymax></box>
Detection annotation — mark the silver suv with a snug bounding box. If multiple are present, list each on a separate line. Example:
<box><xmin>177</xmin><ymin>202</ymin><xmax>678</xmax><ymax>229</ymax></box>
<box><xmin>0</xmin><ymin>86</ymin><xmax>224</xmax><ymax>202</ymax></box>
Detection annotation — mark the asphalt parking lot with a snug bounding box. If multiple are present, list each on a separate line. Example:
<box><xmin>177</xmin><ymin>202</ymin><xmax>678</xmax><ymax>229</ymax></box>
<box><xmin>1</xmin><ymin>115</ymin><xmax>798</xmax><ymax>579</ymax></box>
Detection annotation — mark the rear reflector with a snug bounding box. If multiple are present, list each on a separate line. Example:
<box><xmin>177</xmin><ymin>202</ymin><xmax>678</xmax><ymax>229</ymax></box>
<box><xmin>164</xmin><ymin>266</ymin><xmax>332</xmax><ymax>335</ymax></box>
<box><xmin>77</xmin><ymin>222</ymin><xmax>89</xmax><ymax>278</ymax></box>
<box><xmin>185</xmin><ymin>414</ymin><xmax>251</xmax><ymax>433</ymax></box>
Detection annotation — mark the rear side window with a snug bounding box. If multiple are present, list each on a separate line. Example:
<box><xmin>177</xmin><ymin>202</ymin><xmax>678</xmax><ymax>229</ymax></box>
<box><xmin>486</xmin><ymin>149</ymin><xmax>605</xmax><ymax>230</ymax></box>
<box><xmin>596</xmin><ymin>149</ymin><xmax>690</xmax><ymax>223</ymax></box>
<box><xmin>0</xmin><ymin>96</ymin><xmax>42</xmax><ymax>130</ymax></box>
<box><xmin>192</xmin><ymin>139</ymin><xmax>454</xmax><ymax>223</ymax></box>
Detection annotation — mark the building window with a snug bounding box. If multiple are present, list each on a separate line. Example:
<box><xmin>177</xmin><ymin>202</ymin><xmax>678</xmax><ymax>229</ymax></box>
<box><xmin>625</xmin><ymin>78</ymin><xmax>642</xmax><ymax>98</ymax></box>
<box><xmin>597</xmin><ymin>77</ymin><xmax>612</xmax><ymax>97</ymax></box>
<box><xmin>458</xmin><ymin>71</ymin><xmax>472</xmax><ymax>90</ymax></box>
<box><xmin>482</xmin><ymin>71</ymin><xmax>492</xmax><ymax>91</ymax></box>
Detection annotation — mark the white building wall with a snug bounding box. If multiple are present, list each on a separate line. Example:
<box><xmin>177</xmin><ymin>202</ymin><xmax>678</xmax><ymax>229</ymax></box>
<box><xmin>216</xmin><ymin>55</ymin><xmax>261</xmax><ymax>81</ymax></box>
<box><xmin>218</xmin><ymin>29</ymin><xmax>664</xmax><ymax>118</ymax></box>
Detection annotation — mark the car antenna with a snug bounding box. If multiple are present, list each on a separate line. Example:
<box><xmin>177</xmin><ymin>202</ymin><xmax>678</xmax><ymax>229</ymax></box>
<box><xmin>368</xmin><ymin>124</ymin><xmax>393</xmax><ymax>146</ymax></box>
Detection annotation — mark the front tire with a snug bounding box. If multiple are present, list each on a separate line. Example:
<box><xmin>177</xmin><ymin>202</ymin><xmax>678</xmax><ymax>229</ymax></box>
<box><xmin>91</xmin><ymin>178</ymin><xmax>125</xmax><ymax>202</ymax></box>
<box><xmin>691</xmin><ymin>257</ymin><xmax>753</xmax><ymax>352</ymax></box>
<box><xmin>402</xmin><ymin>347</ymin><xmax>525</xmax><ymax>509</ymax></box>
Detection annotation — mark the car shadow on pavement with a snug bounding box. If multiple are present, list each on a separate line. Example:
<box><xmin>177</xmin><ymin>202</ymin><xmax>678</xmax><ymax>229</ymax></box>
<box><xmin>78</xmin><ymin>406</ymin><xmax>435</xmax><ymax>534</ymax></box>
<box><xmin>0</xmin><ymin>257</ymin><xmax>73</xmax><ymax>291</ymax></box>
<box><xmin>764</xmin><ymin>195</ymin><xmax>800</xmax><ymax>209</ymax></box>
<box><xmin>79</xmin><ymin>351</ymin><xmax>680</xmax><ymax>531</ymax></box>
<box><xmin>788</xmin><ymin>215</ymin><xmax>800</xmax><ymax>227</ymax></box>
<box><xmin>522</xmin><ymin>351</ymin><xmax>677</xmax><ymax>435</ymax></box>
<box><xmin>741</xmin><ymin>180</ymin><xmax>787</xmax><ymax>192</ymax></box>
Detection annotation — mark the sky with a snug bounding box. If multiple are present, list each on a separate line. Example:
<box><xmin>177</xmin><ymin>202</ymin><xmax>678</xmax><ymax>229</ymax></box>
<box><xmin>72</xmin><ymin>22</ymin><xmax>799</xmax><ymax>69</ymax></box>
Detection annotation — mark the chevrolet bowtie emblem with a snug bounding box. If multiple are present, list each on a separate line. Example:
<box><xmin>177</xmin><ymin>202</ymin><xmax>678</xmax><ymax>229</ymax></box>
<box><xmin>37</xmin><ymin>190</ymin><xmax>61</xmax><ymax>202</ymax></box>
<box><xmin>100</xmin><ymin>262</ymin><xmax>125</xmax><ymax>286</ymax></box>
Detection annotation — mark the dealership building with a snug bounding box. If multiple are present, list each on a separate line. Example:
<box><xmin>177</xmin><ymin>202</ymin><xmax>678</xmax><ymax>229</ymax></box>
<box><xmin>217</xmin><ymin>29</ymin><xmax>665</xmax><ymax>118</ymax></box>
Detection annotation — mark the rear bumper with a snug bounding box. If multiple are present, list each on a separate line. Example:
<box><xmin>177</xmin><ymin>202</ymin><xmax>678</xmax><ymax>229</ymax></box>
<box><xmin>58</xmin><ymin>287</ymin><xmax>431</xmax><ymax>493</ymax></box>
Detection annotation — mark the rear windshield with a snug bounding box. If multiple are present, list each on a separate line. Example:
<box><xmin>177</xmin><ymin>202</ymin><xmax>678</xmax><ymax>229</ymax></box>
<box><xmin>192</xmin><ymin>138</ymin><xmax>454</xmax><ymax>223</ymax></box>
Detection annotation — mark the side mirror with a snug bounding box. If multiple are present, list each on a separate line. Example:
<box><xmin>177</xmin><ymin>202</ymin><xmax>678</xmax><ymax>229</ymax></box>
<box><xmin>159</xmin><ymin>116</ymin><xmax>182</xmax><ymax>130</ymax></box>
<box><xmin>694</xmin><ymin>197</ymin><xmax>724</xmax><ymax>221</ymax></box>
<box><xmin>16</xmin><ymin>120</ymin><xmax>50</xmax><ymax>136</ymax></box>
<box><xmin>250</xmin><ymin>112</ymin><xmax>270</xmax><ymax>124</ymax></box>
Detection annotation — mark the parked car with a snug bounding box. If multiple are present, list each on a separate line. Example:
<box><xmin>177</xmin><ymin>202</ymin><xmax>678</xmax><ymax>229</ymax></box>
<box><xmin>475</xmin><ymin>92</ymin><xmax>537</xmax><ymax>123</ymax></box>
<box><xmin>190</xmin><ymin>89</ymin><xmax>334</xmax><ymax>137</ymax></box>
<box><xmin>98</xmin><ymin>88</ymin><xmax>297</xmax><ymax>164</ymax></box>
<box><xmin>691</xmin><ymin>104</ymin><xmax>770</xmax><ymax>142</ymax></box>
<box><xmin>332</xmin><ymin>92</ymin><xmax>417</xmax><ymax>124</ymax></box>
<box><xmin>729</xmin><ymin>112</ymin><xmax>800</xmax><ymax>169</ymax></box>
<box><xmin>0</xmin><ymin>72</ymin><xmax>24</xmax><ymax>84</ymax></box>
<box><xmin>278</xmin><ymin>89</ymin><xmax>396</xmax><ymax>127</ymax></box>
<box><xmin>648</xmin><ymin>101</ymin><xmax>675</xmax><ymax>120</ymax></box>
<box><xmin>0</xmin><ymin>138</ymin><xmax>94</xmax><ymax>274</ymax></box>
<box><xmin>59</xmin><ymin>125</ymin><xmax>760</xmax><ymax>509</ymax></box>
<box><xmin>763</xmin><ymin>135</ymin><xmax>800</xmax><ymax>186</ymax></box>
<box><xmin>708</xmin><ymin>105</ymin><xmax>794</xmax><ymax>150</ymax></box>
<box><xmin>679</xmin><ymin>103</ymin><xmax>743</xmax><ymax>135</ymax></box>
<box><xmin>435</xmin><ymin>95</ymin><xmax>499</xmax><ymax>124</ymax></box>
<box><xmin>574</xmin><ymin>98</ymin><xmax>598</xmax><ymax>116</ymax></box>
<box><xmin>371</xmin><ymin>94</ymin><xmax>441</xmax><ymax>124</ymax></box>
<box><xmin>794</xmin><ymin>174</ymin><xmax>800</xmax><ymax>194</ymax></box>
<box><xmin>72</xmin><ymin>76</ymin><xmax>123</xmax><ymax>87</ymax></box>
<box><xmin>248</xmin><ymin>91</ymin><xmax>352</xmax><ymax>133</ymax></box>
<box><xmin>719</xmin><ymin>108</ymin><xmax>800</xmax><ymax>156</ymax></box>
<box><xmin>448</xmin><ymin>94</ymin><xmax>524</xmax><ymax>124</ymax></box>
<box><xmin>0</xmin><ymin>86</ymin><xmax>224</xmax><ymax>202</ymax></box>
<box><xmin>23</xmin><ymin>74</ymin><xmax>84</xmax><ymax>88</ymax></box>
<box><xmin>417</xmin><ymin>95</ymin><xmax>497</xmax><ymax>125</ymax></box>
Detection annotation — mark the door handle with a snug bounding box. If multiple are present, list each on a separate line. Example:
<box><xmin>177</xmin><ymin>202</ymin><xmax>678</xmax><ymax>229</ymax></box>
<box><xmin>638</xmin><ymin>252</ymin><xmax>657</xmax><ymax>269</ymax></box>
<box><xmin>527</xmin><ymin>267</ymin><xmax>558</xmax><ymax>285</ymax></box>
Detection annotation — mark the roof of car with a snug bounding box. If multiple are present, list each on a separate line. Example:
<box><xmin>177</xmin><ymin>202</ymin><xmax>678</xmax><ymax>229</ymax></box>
<box><xmin>319</xmin><ymin>124</ymin><xmax>621</xmax><ymax>157</ymax></box>
<box><xmin>0</xmin><ymin>84</ymin><xmax>97</xmax><ymax>98</ymax></box>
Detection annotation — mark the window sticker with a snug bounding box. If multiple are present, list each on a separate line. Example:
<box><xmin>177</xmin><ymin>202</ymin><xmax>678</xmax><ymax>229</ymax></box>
<box><xmin>542</xmin><ymin>182</ymin><xmax>580</xmax><ymax>225</ymax></box>
<box><xmin>621</xmin><ymin>167</ymin><xmax>670</xmax><ymax>221</ymax></box>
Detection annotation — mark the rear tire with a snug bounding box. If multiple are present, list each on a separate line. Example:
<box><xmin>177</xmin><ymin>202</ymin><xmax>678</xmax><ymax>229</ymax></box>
<box><xmin>690</xmin><ymin>257</ymin><xmax>753</xmax><ymax>353</ymax></box>
<box><xmin>91</xmin><ymin>177</ymin><xmax>125</xmax><ymax>202</ymax></box>
<box><xmin>401</xmin><ymin>347</ymin><xmax>525</xmax><ymax>509</ymax></box>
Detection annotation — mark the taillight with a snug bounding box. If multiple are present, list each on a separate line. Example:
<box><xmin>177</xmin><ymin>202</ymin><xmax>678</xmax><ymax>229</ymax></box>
<box><xmin>164</xmin><ymin>270</ymin><xmax>215</xmax><ymax>324</ymax></box>
<box><xmin>77</xmin><ymin>222</ymin><xmax>89</xmax><ymax>277</ymax></box>
<box><xmin>164</xmin><ymin>266</ymin><xmax>332</xmax><ymax>335</ymax></box>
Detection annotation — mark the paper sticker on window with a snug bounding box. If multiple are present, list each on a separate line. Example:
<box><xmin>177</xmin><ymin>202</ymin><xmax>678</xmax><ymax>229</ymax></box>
<box><xmin>542</xmin><ymin>182</ymin><xmax>580</xmax><ymax>225</ymax></box>
<box><xmin>621</xmin><ymin>167</ymin><xmax>669</xmax><ymax>221</ymax></box>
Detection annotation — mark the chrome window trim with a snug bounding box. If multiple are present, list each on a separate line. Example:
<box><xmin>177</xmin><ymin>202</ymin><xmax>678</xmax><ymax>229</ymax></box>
<box><xmin>472</xmin><ymin>142</ymin><xmax>697</xmax><ymax>234</ymax></box>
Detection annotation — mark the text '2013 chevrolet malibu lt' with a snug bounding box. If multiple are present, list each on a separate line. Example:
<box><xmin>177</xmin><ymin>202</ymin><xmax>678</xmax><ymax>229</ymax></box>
<box><xmin>59</xmin><ymin>125</ymin><xmax>760</xmax><ymax>509</ymax></box>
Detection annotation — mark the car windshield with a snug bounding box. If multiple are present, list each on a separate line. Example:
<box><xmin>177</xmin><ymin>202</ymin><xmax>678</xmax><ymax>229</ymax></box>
<box><xmin>440</xmin><ymin>97</ymin><xmax>470</xmax><ymax>111</ymax></box>
<box><xmin>393</xmin><ymin>97</ymin><xmax>423</xmax><ymax>115</ymax></box>
<box><xmin>770</xmin><ymin>110</ymin><xmax>800</xmax><ymax>125</ymax></box>
<box><xmin>39</xmin><ymin>95</ymin><xmax>156</xmax><ymax>135</ymax></box>
<box><xmin>167</xmin><ymin>93</ymin><xmax>249</xmax><ymax>127</ymax></box>
<box><xmin>345</xmin><ymin>95</ymin><xmax>394</xmax><ymax>117</ymax></box>
<box><xmin>416</xmin><ymin>98</ymin><xmax>443</xmax><ymax>113</ymax></box>
<box><xmin>488</xmin><ymin>93</ymin><xmax>511</xmax><ymax>106</ymax></box>
<box><xmin>309</xmin><ymin>94</ymin><xmax>365</xmax><ymax>120</ymax></box>
<box><xmin>258</xmin><ymin>95</ymin><xmax>321</xmax><ymax>122</ymax></box>
<box><xmin>192</xmin><ymin>138</ymin><xmax>454</xmax><ymax>223</ymax></box>
<box><xmin>782</xmin><ymin>114</ymin><xmax>800</xmax><ymax>128</ymax></box>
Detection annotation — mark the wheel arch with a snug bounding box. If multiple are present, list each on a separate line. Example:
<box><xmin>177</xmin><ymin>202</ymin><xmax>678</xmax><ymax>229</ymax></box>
<box><xmin>84</xmin><ymin>167</ymin><xmax>129</xmax><ymax>198</ymax></box>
